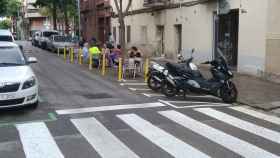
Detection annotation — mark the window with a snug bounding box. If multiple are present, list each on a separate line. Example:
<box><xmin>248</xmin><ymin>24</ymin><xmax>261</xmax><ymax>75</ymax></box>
<box><xmin>127</xmin><ymin>25</ymin><xmax>131</xmax><ymax>43</ymax></box>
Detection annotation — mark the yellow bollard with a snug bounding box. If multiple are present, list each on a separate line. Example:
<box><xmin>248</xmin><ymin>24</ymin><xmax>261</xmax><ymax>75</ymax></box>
<box><xmin>118</xmin><ymin>58</ymin><xmax>123</xmax><ymax>81</ymax></box>
<box><xmin>70</xmin><ymin>48</ymin><xmax>74</xmax><ymax>64</ymax></box>
<box><xmin>79</xmin><ymin>48</ymin><xmax>82</xmax><ymax>65</ymax></box>
<box><xmin>102</xmin><ymin>53</ymin><xmax>106</xmax><ymax>76</ymax></box>
<box><xmin>89</xmin><ymin>53</ymin><xmax>93</xmax><ymax>70</ymax></box>
<box><xmin>57</xmin><ymin>48</ymin><xmax>60</xmax><ymax>56</ymax></box>
<box><xmin>144</xmin><ymin>58</ymin><xmax>149</xmax><ymax>82</ymax></box>
<box><xmin>63</xmin><ymin>47</ymin><xmax>67</xmax><ymax>62</ymax></box>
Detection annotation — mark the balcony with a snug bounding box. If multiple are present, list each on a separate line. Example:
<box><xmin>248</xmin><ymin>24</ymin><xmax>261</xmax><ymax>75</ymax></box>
<box><xmin>143</xmin><ymin>0</ymin><xmax>167</xmax><ymax>7</ymax></box>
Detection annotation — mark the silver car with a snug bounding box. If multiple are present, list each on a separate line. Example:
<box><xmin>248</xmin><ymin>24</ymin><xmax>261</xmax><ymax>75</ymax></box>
<box><xmin>46</xmin><ymin>35</ymin><xmax>75</xmax><ymax>53</ymax></box>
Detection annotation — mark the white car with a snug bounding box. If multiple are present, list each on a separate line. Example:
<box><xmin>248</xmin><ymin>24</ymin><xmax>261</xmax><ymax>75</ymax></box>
<box><xmin>0</xmin><ymin>29</ymin><xmax>15</xmax><ymax>42</ymax></box>
<box><xmin>0</xmin><ymin>42</ymin><xmax>39</xmax><ymax>108</ymax></box>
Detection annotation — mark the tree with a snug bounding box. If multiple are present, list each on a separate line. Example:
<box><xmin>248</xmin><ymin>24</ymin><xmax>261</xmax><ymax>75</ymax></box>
<box><xmin>113</xmin><ymin>0</ymin><xmax>133</xmax><ymax>55</ymax></box>
<box><xmin>35</xmin><ymin>0</ymin><xmax>58</xmax><ymax>30</ymax></box>
<box><xmin>0</xmin><ymin>0</ymin><xmax>20</xmax><ymax>17</ymax></box>
<box><xmin>0</xmin><ymin>19</ymin><xmax>11</xmax><ymax>29</ymax></box>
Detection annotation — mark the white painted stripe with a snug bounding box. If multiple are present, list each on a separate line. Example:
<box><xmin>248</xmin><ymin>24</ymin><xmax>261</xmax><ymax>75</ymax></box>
<box><xmin>158</xmin><ymin>100</ymin><xmax>231</xmax><ymax>109</ymax></box>
<box><xmin>71</xmin><ymin>117</ymin><xmax>139</xmax><ymax>158</ymax></box>
<box><xmin>16</xmin><ymin>122</ymin><xmax>64</xmax><ymax>158</ymax></box>
<box><xmin>159</xmin><ymin>110</ymin><xmax>279</xmax><ymax>158</ymax></box>
<box><xmin>120</xmin><ymin>83</ymin><xmax>147</xmax><ymax>86</ymax></box>
<box><xmin>196</xmin><ymin>108</ymin><xmax>280</xmax><ymax>145</ymax></box>
<box><xmin>56</xmin><ymin>102</ymin><xmax>166</xmax><ymax>115</ymax></box>
<box><xmin>142</xmin><ymin>93</ymin><xmax>165</xmax><ymax>98</ymax></box>
<box><xmin>167</xmin><ymin>100</ymin><xmax>224</xmax><ymax>104</ymax></box>
<box><xmin>117</xmin><ymin>114</ymin><xmax>210</xmax><ymax>158</ymax></box>
<box><xmin>128</xmin><ymin>88</ymin><xmax>151</xmax><ymax>91</ymax></box>
<box><xmin>230</xmin><ymin>106</ymin><xmax>280</xmax><ymax>126</ymax></box>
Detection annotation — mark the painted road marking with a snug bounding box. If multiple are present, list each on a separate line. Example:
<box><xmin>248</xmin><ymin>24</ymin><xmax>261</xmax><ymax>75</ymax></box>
<box><xmin>0</xmin><ymin>113</ymin><xmax>57</xmax><ymax>128</ymax></box>
<box><xmin>16</xmin><ymin>122</ymin><xmax>64</xmax><ymax>158</ymax></box>
<box><xmin>71</xmin><ymin>117</ymin><xmax>140</xmax><ymax>158</ymax></box>
<box><xmin>120</xmin><ymin>83</ymin><xmax>147</xmax><ymax>86</ymax></box>
<box><xmin>142</xmin><ymin>93</ymin><xmax>165</xmax><ymax>98</ymax></box>
<box><xmin>56</xmin><ymin>102</ymin><xmax>166</xmax><ymax>115</ymax></box>
<box><xmin>158</xmin><ymin>99</ymin><xmax>231</xmax><ymax>109</ymax></box>
<box><xmin>128</xmin><ymin>88</ymin><xmax>151</xmax><ymax>91</ymax></box>
<box><xmin>159</xmin><ymin>110</ymin><xmax>279</xmax><ymax>158</ymax></box>
<box><xmin>196</xmin><ymin>108</ymin><xmax>280</xmax><ymax>145</ymax></box>
<box><xmin>230</xmin><ymin>106</ymin><xmax>280</xmax><ymax>126</ymax></box>
<box><xmin>117</xmin><ymin>114</ymin><xmax>210</xmax><ymax>158</ymax></box>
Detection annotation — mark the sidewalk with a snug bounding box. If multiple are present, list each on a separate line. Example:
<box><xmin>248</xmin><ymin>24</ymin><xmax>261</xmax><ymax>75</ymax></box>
<box><xmin>85</xmin><ymin>57</ymin><xmax>280</xmax><ymax>111</ymax></box>
<box><xmin>152</xmin><ymin>57</ymin><xmax>280</xmax><ymax>111</ymax></box>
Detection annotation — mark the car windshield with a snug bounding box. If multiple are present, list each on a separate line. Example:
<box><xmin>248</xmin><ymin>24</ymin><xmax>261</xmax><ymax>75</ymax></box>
<box><xmin>54</xmin><ymin>36</ymin><xmax>66</xmax><ymax>42</ymax></box>
<box><xmin>0</xmin><ymin>47</ymin><xmax>26</xmax><ymax>66</ymax></box>
<box><xmin>0</xmin><ymin>36</ymin><xmax>13</xmax><ymax>42</ymax></box>
<box><xmin>43</xmin><ymin>31</ymin><xmax>59</xmax><ymax>37</ymax></box>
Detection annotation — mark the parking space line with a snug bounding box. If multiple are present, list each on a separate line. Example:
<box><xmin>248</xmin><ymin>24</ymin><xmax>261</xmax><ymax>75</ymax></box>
<box><xmin>158</xmin><ymin>99</ymin><xmax>231</xmax><ymax>109</ymax></box>
<box><xmin>142</xmin><ymin>93</ymin><xmax>165</xmax><ymax>98</ymax></box>
<box><xmin>128</xmin><ymin>88</ymin><xmax>151</xmax><ymax>91</ymax></box>
<box><xmin>120</xmin><ymin>83</ymin><xmax>147</xmax><ymax>86</ymax></box>
<box><xmin>56</xmin><ymin>102</ymin><xmax>167</xmax><ymax>115</ymax></box>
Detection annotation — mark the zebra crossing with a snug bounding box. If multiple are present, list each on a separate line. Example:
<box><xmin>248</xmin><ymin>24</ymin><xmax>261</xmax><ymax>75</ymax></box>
<box><xmin>6</xmin><ymin>106</ymin><xmax>280</xmax><ymax>158</ymax></box>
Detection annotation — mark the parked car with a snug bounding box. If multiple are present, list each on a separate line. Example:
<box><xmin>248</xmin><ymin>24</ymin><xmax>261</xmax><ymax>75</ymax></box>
<box><xmin>38</xmin><ymin>30</ymin><xmax>59</xmax><ymax>49</ymax></box>
<box><xmin>0</xmin><ymin>42</ymin><xmax>39</xmax><ymax>108</ymax></box>
<box><xmin>31</xmin><ymin>31</ymin><xmax>40</xmax><ymax>46</ymax></box>
<box><xmin>0</xmin><ymin>29</ymin><xmax>15</xmax><ymax>42</ymax></box>
<box><xmin>46</xmin><ymin>35</ymin><xmax>75</xmax><ymax>52</ymax></box>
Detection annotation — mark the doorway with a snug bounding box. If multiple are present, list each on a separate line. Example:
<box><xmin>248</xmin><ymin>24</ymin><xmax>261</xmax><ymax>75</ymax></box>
<box><xmin>174</xmin><ymin>24</ymin><xmax>182</xmax><ymax>55</ymax></box>
<box><xmin>156</xmin><ymin>25</ymin><xmax>165</xmax><ymax>56</ymax></box>
<box><xmin>214</xmin><ymin>9</ymin><xmax>239</xmax><ymax>68</ymax></box>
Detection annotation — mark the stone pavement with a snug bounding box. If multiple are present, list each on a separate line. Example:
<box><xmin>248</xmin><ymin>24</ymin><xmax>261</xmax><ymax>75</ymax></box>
<box><xmin>152</xmin><ymin>57</ymin><xmax>280</xmax><ymax>111</ymax></box>
<box><xmin>79</xmin><ymin>57</ymin><xmax>280</xmax><ymax>112</ymax></box>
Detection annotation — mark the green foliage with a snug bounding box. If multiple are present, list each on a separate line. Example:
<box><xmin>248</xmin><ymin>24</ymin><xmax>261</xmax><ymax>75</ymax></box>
<box><xmin>0</xmin><ymin>19</ymin><xmax>11</xmax><ymax>29</ymax></box>
<box><xmin>0</xmin><ymin>0</ymin><xmax>21</xmax><ymax>17</ymax></box>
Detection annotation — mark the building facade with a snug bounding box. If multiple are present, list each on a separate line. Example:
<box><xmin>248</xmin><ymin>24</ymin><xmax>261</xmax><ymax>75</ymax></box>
<box><xmin>21</xmin><ymin>0</ymin><xmax>48</xmax><ymax>38</ymax></box>
<box><xmin>80</xmin><ymin>0</ymin><xmax>112</xmax><ymax>43</ymax></box>
<box><xmin>111</xmin><ymin>0</ymin><xmax>280</xmax><ymax>82</ymax></box>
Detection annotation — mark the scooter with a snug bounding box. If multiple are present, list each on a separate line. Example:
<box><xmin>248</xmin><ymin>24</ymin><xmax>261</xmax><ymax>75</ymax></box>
<box><xmin>147</xmin><ymin>54</ymin><xmax>190</xmax><ymax>91</ymax></box>
<box><xmin>161</xmin><ymin>48</ymin><xmax>238</xmax><ymax>103</ymax></box>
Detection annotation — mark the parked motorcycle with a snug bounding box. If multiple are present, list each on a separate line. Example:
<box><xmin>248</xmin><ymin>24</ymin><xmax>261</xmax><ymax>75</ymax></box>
<box><xmin>161</xmin><ymin>48</ymin><xmax>238</xmax><ymax>103</ymax></box>
<box><xmin>147</xmin><ymin>54</ymin><xmax>188</xmax><ymax>91</ymax></box>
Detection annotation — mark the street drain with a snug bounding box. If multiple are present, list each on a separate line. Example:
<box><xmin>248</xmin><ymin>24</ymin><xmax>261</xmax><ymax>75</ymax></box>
<box><xmin>81</xmin><ymin>93</ymin><xmax>113</xmax><ymax>99</ymax></box>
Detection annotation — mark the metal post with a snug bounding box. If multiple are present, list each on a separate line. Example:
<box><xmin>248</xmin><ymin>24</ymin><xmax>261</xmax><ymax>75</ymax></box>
<box><xmin>118</xmin><ymin>58</ymin><xmax>123</xmax><ymax>81</ymax></box>
<box><xmin>64</xmin><ymin>47</ymin><xmax>67</xmax><ymax>62</ymax></box>
<box><xmin>89</xmin><ymin>53</ymin><xmax>93</xmax><ymax>70</ymax></box>
<box><xmin>102</xmin><ymin>53</ymin><xmax>106</xmax><ymax>76</ymax></box>
<box><xmin>144</xmin><ymin>58</ymin><xmax>149</xmax><ymax>83</ymax></box>
<box><xmin>57</xmin><ymin>48</ymin><xmax>60</xmax><ymax>56</ymax></box>
<box><xmin>79</xmin><ymin>48</ymin><xmax>82</xmax><ymax>64</ymax></box>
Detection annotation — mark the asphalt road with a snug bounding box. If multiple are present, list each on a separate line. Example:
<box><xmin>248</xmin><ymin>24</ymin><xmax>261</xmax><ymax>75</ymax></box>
<box><xmin>1</xmin><ymin>41</ymin><xmax>280</xmax><ymax>158</ymax></box>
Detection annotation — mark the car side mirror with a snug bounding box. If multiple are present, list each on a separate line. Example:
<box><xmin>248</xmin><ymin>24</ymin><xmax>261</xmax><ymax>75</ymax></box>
<box><xmin>28</xmin><ymin>57</ymin><xmax>38</xmax><ymax>64</ymax></box>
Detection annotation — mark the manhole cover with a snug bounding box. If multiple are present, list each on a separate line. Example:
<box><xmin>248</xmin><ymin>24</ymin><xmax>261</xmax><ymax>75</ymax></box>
<box><xmin>81</xmin><ymin>93</ymin><xmax>113</xmax><ymax>99</ymax></box>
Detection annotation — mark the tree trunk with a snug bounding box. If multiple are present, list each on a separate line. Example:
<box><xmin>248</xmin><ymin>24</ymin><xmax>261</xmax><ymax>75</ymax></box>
<box><xmin>52</xmin><ymin>2</ymin><xmax>57</xmax><ymax>30</ymax></box>
<box><xmin>119</xmin><ymin>17</ymin><xmax>126</xmax><ymax>58</ymax></box>
<box><xmin>63</xmin><ymin>5</ymin><xmax>69</xmax><ymax>35</ymax></box>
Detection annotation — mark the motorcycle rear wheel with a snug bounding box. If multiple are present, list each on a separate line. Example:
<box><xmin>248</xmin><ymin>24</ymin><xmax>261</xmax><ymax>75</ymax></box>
<box><xmin>161</xmin><ymin>81</ymin><xmax>177</xmax><ymax>97</ymax></box>
<box><xmin>147</xmin><ymin>76</ymin><xmax>161</xmax><ymax>91</ymax></box>
<box><xmin>220</xmin><ymin>82</ymin><xmax>238</xmax><ymax>103</ymax></box>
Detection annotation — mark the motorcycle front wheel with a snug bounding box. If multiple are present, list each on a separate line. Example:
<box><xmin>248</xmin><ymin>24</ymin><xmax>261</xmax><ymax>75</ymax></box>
<box><xmin>220</xmin><ymin>81</ymin><xmax>238</xmax><ymax>103</ymax></box>
<box><xmin>147</xmin><ymin>76</ymin><xmax>161</xmax><ymax>91</ymax></box>
<box><xmin>161</xmin><ymin>81</ymin><xmax>177</xmax><ymax>98</ymax></box>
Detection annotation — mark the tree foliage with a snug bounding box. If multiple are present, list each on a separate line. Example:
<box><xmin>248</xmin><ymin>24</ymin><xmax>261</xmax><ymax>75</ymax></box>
<box><xmin>0</xmin><ymin>19</ymin><xmax>11</xmax><ymax>29</ymax></box>
<box><xmin>0</xmin><ymin>0</ymin><xmax>21</xmax><ymax>17</ymax></box>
